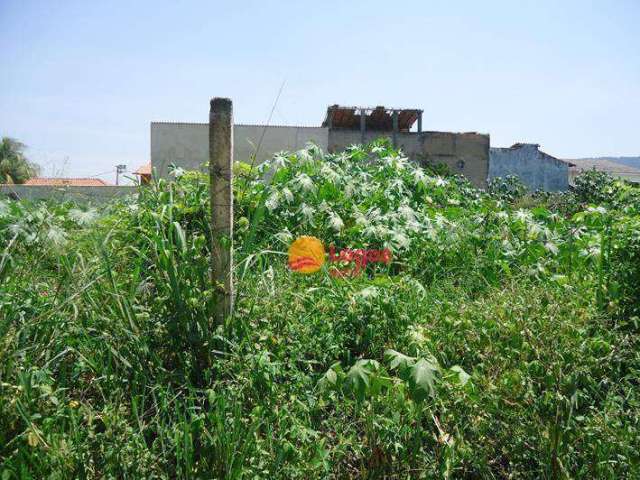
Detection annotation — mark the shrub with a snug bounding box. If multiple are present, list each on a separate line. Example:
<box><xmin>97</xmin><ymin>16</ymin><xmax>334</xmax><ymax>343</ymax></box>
<box><xmin>573</xmin><ymin>169</ymin><xmax>617</xmax><ymax>204</ymax></box>
<box><xmin>487</xmin><ymin>175</ymin><xmax>528</xmax><ymax>202</ymax></box>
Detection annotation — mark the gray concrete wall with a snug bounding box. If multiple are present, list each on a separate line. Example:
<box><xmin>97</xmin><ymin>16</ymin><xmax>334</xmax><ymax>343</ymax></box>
<box><xmin>420</xmin><ymin>131</ymin><xmax>490</xmax><ymax>188</ymax></box>
<box><xmin>151</xmin><ymin>122</ymin><xmax>329</xmax><ymax>178</ymax></box>
<box><xmin>151</xmin><ymin>122</ymin><xmax>490</xmax><ymax>188</ymax></box>
<box><xmin>328</xmin><ymin>130</ymin><xmax>421</xmax><ymax>156</ymax></box>
<box><xmin>0</xmin><ymin>185</ymin><xmax>136</xmax><ymax>203</ymax></box>
<box><xmin>489</xmin><ymin>144</ymin><xmax>569</xmax><ymax>191</ymax></box>
<box><xmin>328</xmin><ymin>130</ymin><xmax>490</xmax><ymax>188</ymax></box>
<box><xmin>327</xmin><ymin>130</ymin><xmax>422</xmax><ymax>175</ymax></box>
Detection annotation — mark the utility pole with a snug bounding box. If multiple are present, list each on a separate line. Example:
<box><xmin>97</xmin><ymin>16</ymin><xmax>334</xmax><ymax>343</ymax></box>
<box><xmin>209</xmin><ymin>97</ymin><xmax>234</xmax><ymax>323</ymax></box>
<box><xmin>115</xmin><ymin>164</ymin><xmax>126</xmax><ymax>185</ymax></box>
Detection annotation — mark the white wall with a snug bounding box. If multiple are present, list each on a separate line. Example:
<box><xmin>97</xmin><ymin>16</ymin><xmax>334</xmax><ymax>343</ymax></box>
<box><xmin>151</xmin><ymin>122</ymin><xmax>329</xmax><ymax>178</ymax></box>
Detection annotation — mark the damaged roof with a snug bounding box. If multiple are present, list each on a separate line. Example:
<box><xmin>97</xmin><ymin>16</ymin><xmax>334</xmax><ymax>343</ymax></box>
<box><xmin>322</xmin><ymin>105</ymin><xmax>422</xmax><ymax>131</ymax></box>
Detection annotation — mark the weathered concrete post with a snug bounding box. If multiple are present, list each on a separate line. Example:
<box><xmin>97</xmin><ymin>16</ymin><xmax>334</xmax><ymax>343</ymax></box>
<box><xmin>209</xmin><ymin>97</ymin><xmax>234</xmax><ymax>322</ymax></box>
<box><xmin>392</xmin><ymin>110</ymin><xmax>399</xmax><ymax>148</ymax></box>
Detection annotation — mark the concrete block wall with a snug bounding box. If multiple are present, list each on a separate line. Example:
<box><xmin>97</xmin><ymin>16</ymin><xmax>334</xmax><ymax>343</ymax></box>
<box><xmin>0</xmin><ymin>185</ymin><xmax>136</xmax><ymax>203</ymax></box>
<box><xmin>328</xmin><ymin>130</ymin><xmax>490</xmax><ymax>188</ymax></box>
<box><xmin>327</xmin><ymin>130</ymin><xmax>421</xmax><ymax>156</ymax></box>
<box><xmin>420</xmin><ymin>132</ymin><xmax>490</xmax><ymax>188</ymax></box>
<box><xmin>152</xmin><ymin>122</ymin><xmax>491</xmax><ymax>188</ymax></box>
<box><xmin>151</xmin><ymin>122</ymin><xmax>329</xmax><ymax>178</ymax></box>
<box><xmin>489</xmin><ymin>144</ymin><xmax>570</xmax><ymax>191</ymax></box>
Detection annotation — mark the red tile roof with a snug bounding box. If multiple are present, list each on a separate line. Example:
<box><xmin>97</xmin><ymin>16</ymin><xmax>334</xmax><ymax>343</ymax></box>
<box><xmin>24</xmin><ymin>177</ymin><xmax>110</xmax><ymax>186</ymax></box>
<box><xmin>133</xmin><ymin>163</ymin><xmax>151</xmax><ymax>175</ymax></box>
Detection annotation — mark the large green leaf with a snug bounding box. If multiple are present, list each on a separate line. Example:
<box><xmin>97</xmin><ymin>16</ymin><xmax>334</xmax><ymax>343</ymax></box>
<box><xmin>409</xmin><ymin>358</ymin><xmax>439</xmax><ymax>401</ymax></box>
<box><xmin>345</xmin><ymin>359</ymin><xmax>379</xmax><ymax>402</ymax></box>
<box><xmin>384</xmin><ymin>349</ymin><xmax>415</xmax><ymax>372</ymax></box>
<box><xmin>448</xmin><ymin>365</ymin><xmax>471</xmax><ymax>386</ymax></box>
<box><xmin>317</xmin><ymin>363</ymin><xmax>342</xmax><ymax>391</ymax></box>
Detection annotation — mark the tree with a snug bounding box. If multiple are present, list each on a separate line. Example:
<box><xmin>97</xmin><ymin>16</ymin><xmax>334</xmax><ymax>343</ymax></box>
<box><xmin>0</xmin><ymin>137</ymin><xmax>40</xmax><ymax>184</ymax></box>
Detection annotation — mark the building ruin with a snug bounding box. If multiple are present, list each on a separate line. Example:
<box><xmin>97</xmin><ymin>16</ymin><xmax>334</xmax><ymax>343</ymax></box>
<box><xmin>150</xmin><ymin>104</ymin><xmax>491</xmax><ymax>188</ymax></box>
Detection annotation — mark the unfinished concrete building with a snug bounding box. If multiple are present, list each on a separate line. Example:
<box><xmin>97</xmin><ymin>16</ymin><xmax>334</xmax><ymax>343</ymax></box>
<box><xmin>323</xmin><ymin>105</ymin><xmax>490</xmax><ymax>187</ymax></box>
<box><xmin>150</xmin><ymin>104</ymin><xmax>491</xmax><ymax>187</ymax></box>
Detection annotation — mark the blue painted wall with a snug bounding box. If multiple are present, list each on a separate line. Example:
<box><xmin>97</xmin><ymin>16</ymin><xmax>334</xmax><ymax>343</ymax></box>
<box><xmin>489</xmin><ymin>144</ymin><xmax>569</xmax><ymax>191</ymax></box>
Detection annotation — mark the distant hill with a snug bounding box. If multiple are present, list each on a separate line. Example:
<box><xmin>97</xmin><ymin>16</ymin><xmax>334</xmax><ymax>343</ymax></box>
<box><xmin>571</xmin><ymin>156</ymin><xmax>640</xmax><ymax>170</ymax></box>
<box><xmin>566</xmin><ymin>156</ymin><xmax>640</xmax><ymax>184</ymax></box>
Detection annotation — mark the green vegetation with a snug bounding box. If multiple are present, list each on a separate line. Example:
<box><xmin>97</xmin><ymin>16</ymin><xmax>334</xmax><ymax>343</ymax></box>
<box><xmin>1</xmin><ymin>141</ymin><xmax>639</xmax><ymax>478</ymax></box>
<box><xmin>0</xmin><ymin>137</ymin><xmax>40</xmax><ymax>184</ymax></box>
<box><xmin>487</xmin><ymin>174</ymin><xmax>528</xmax><ymax>202</ymax></box>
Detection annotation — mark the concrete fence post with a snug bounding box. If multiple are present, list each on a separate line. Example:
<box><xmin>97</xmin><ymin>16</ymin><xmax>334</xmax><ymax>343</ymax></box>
<box><xmin>209</xmin><ymin>97</ymin><xmax>234</xmax><ymax>322</ymax></box>
<box><xmin>392</xmin><ymin>110</ymin><xmax>399</xmax><ymax>148</ymax></box>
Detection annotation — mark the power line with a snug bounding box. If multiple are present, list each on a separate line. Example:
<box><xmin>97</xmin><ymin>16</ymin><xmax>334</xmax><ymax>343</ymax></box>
<box><xmin>86</xmin><ymin>170</ymin><xmax>115</xmax><ymax>178</ymax></box>
<box><xmin>252</xmin><ymin>79</ymin><xmax>287</xmax><ymax>169</ymax></box>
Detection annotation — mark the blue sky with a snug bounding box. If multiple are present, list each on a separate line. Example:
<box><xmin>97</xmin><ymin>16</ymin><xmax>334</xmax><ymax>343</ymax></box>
<box><xmin>1</xmin><ymin>0</ymin><xmax>639</xmax><ymax>183</ymax></box>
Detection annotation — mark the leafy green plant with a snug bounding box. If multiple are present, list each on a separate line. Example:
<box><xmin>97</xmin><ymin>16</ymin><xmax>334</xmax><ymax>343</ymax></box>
<box><xmin>2</xmin><ymin>141</ymin><xmax>640</xmax><ymax>478</ymax></box>
<box><xmin>573</xmin><ymin>169</ymin><xmax>617</xmax><ymax>204</ymax></box>
<box><xmin>488</xmin><ymin>174</ymin><xmax>528</xmax><ymax>202</ymax></box>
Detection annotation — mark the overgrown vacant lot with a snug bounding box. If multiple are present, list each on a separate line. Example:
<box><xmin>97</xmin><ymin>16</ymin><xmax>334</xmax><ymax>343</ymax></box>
<box><xmin>1</xmin><ymin>142</ymin><xmax>639</xmax><ymax>478</ymax></box>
